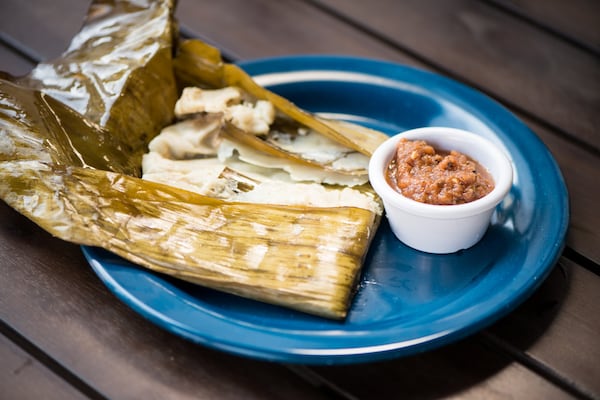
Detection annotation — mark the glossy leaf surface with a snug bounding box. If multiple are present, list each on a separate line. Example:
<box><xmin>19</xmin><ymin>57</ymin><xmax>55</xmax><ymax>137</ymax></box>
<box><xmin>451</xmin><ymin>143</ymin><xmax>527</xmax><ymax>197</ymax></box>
<box><xmin>0</xmin><ymin>0</ymin><xmax>381</xmax><ymax>319</ymax></box>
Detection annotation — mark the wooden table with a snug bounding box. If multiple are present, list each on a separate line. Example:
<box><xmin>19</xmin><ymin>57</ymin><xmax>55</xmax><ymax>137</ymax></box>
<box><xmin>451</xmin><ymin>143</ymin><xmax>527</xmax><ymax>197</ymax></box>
<box><xmin>1</xmin><ymin>1</ymin><xmax>598</xmax><ymax>399</ymax></box>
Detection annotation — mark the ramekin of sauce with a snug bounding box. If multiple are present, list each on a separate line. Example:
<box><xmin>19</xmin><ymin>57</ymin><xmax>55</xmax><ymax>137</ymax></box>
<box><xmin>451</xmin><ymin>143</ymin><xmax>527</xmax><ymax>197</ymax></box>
<box><xmin>369</xmin><ymin>127</ymin><xmax>513</xmax><ymax>254</ymax></box>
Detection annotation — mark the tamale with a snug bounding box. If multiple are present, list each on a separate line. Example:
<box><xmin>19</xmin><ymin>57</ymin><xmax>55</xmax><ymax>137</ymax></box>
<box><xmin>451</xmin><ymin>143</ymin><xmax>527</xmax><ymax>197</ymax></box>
<box><xmin>0</xmin><ymin>0</ymin><xmax>386</xmax><ymax>319</ymax></box>
<box><xmin>173</xmin><ymin>39</ymin><xmax>389</xmax><ymax>157</ymax></box>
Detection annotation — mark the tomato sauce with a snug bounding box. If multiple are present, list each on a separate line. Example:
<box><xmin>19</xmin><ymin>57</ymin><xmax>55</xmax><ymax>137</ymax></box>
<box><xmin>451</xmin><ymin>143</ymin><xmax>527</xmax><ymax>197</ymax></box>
<box><xmin>386</xmin><ymin>139</ymin><xmax>494</xmax><ymax>205</ymax></box>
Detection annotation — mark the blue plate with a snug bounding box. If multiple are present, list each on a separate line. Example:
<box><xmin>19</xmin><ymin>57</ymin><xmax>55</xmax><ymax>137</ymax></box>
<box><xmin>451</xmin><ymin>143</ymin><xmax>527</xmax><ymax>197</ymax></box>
<box><xmin>82</xmin><ymin>56</ymin><xmax>569</xmax><ymax>365</ymax></box>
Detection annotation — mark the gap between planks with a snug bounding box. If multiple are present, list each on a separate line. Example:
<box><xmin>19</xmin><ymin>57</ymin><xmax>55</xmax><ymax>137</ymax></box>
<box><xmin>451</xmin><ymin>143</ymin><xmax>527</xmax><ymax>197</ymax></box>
<box><xmin>0</xmin><ymin>319</ymin><xmax>108</xmax><ymax>400</ymax></box>
<box><xmin>479</xmin><ymin>329</ymin><xmax>597</xmax><ymax>400</ymax></box>
<box><xmin>483</xmin><ymin>0</ymin><xmax>600</xmax><ymax>56</ymax></box>
<box><xmin>301</xmin><ymin>0</ymin><xmax>600</xmax><ymax>157</ymax></box>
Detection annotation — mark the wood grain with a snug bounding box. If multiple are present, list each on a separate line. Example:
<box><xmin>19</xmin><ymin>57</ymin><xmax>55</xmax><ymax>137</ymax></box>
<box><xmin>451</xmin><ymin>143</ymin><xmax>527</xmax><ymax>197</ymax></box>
<box><xmin>517</xmin><ymin>115</ymin><xmax>600</xmax><ymax>263</ymax></box>
<box><xmin>0</xmin><ymin>43</ymin><xmax>34</xmax><ymax>77</ymax></box>
<box><xmin>0</xmin><ymin>333</ymin><xmax>87</xmax><ymax>400</ymax></box>
<box><xmin>490</xmin><ymin>0</ymin><xmax>600</xmax><ymax>52</ymax></box>
<box><xmin>314</xmin><ymin>0</ymin><xmax>600</xmax><ymax>151</ymax></box>
<box><xmin>175</xmin><ymin>0</ymin><xmax>417</xmax><ymax>64</ymax></box>
<box><xmin>489</xmin><ymin>259</ymin><xmax>600</xmax><ymax>398</ymax></box>
<box><xmin>310</xmin><ymin>336</ymin><xmax>573</xmax><ymax>399</ymax></box>
<box><xmin>0</xmin><ymin>0</ymin><xmax>88</xmax><ymax>62</ymax></box>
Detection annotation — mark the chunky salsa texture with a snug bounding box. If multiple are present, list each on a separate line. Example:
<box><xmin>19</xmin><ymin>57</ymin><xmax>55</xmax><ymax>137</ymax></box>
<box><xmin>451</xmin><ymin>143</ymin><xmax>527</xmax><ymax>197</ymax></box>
<box><xmin>386</xmin><ymin>138</ymin><xmax>494</xmax><ymax>205</ymax></box>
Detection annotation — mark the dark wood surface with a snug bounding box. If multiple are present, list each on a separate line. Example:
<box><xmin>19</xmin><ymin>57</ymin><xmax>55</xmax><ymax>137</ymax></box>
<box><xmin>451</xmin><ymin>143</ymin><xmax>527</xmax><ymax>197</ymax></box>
<box><xmin>1</xmin><ymin>1</ymin><xmax>598</xmax><ymax>399</ymax></box>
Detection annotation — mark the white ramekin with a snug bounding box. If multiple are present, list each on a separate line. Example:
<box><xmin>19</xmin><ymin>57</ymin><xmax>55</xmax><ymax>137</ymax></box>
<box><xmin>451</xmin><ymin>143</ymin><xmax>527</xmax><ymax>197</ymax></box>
<box><xmin>368</xmin><ymin>127</ymin><xmax>513</xmax><ymax>254</ymax></box>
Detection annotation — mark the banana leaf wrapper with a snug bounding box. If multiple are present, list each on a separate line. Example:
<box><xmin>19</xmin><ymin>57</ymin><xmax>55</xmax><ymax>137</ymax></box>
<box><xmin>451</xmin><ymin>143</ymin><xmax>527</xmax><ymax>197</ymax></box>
<box><xmin>0</xmin><ymin>0</ymin><xmax>384</xmax><ymax>319</ymax></box>
<box><xmin>173</xmin><ymin>39</ymin><xmax>389</xmax><ymax>160</ymax></box>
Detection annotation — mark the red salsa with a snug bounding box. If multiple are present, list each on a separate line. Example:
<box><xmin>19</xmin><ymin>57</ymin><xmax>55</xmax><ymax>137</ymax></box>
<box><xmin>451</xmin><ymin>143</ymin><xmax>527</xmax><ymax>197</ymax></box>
<box><xmin>386</xmin><ymin>138</ymin><xmax>494</xmax><ymax>205</ymax></box>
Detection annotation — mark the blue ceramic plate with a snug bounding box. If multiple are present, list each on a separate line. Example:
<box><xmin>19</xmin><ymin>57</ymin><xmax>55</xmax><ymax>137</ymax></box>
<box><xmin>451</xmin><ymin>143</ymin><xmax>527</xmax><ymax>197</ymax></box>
<box><xmin>82</xmin><ymin>56</ymin><xmax>569</xmax><ymax>365</ymax></box>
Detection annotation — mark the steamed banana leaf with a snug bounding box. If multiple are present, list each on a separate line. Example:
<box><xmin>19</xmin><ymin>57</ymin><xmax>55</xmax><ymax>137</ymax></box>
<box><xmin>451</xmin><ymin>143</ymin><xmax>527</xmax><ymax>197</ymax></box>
<box><xmin>0</xmin><ymin>0</ymin><xmax>384</xmax><ymax>319</ymax></box>
<box><xmin>15</xmin><ymin>0</ymin><xmax>179</xmax><ymax>172</ymax></box>
<box><xmin>173</xmin><ymin>39</ymin><xmax>389</xmax><ymax>157</ymax></box>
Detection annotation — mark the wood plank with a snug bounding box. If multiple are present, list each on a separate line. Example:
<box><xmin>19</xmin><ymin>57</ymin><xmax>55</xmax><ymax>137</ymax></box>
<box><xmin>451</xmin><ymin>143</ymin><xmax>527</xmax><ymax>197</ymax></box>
<box><xmin>518</xmin><ymin>116</ymin><xmax>600</xmax><ymax>264</ymax></box>
<box><xmin>0</xmin><ymin>0</ymin><xmax>88</xmax><ymax>61</ymax></box>
<box><xmin>490</xmin><ymin>0</ymin><xmax>600</xmax><ymax>52</ymax></box>
<box><xmin>314</xmin><ymin>0</ymin><xmax>600</xmax><ymax>151</ymax></box>
<box><xmin>0</xmin><ymin>43</ymin><xmax>34</xmax><ymax>77</ymax></box>
<box><xmin>310</xmin><ymin>335</ymin><xmax>573</xmax><ymax>399</ymax></box>
<box><xmin>0</xmin><ymin>333</ymin><xmax>87</xmax><ymax>400</ymax></box>
<box><xmin>489</xmin><ymin>258</ymin><xmax>600</xmax><ymax>398</ymax></box>
<box><xmin>175</xmin><ymin>0</ymin><xmax>416</xmax><ymax>63</ymax></box>
<box><xmin>0</xmin><ymin>203</ymin><xmax>330</xmax><ymax>400</ymax></box>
